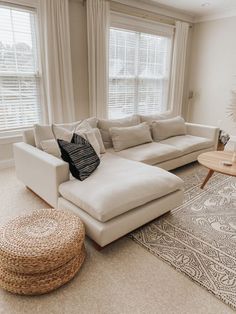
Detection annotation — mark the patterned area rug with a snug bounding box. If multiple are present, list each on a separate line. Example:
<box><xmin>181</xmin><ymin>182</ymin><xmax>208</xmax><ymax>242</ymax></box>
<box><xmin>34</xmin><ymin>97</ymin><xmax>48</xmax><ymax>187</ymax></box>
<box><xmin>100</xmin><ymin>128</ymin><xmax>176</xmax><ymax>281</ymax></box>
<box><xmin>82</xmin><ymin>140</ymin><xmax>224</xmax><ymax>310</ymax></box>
<box><xmin>130</xmin><ymin>163</ymin><xmax>236</xmax><ymax>310</ymax></box>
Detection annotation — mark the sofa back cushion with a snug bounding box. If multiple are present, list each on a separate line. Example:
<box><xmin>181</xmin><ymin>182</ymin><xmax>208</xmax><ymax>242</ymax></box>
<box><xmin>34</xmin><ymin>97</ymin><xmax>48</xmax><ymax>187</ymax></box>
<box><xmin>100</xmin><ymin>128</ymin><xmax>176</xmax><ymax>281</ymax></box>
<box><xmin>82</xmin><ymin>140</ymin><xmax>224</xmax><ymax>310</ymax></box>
<box><xmin>23</xmin><ymin>129</ymin><xmax>36</xmax><ymax>147</ymax></box>
<box><xmin>55</xmin><ymin>117</ymin><xmax>98</xmax><ymax>129</ymax></box>
<box><xmin>41</xmin><ymin>139</ymin><xmax>61</xmax><ymax>158</ymax></box>
<box><xmin>34</xmin><ymin>124</ymin><xmax>54</xmax><ymax>149</ymax></box>
<box><xmin>33</xmin><ymin>118</ymin><xmax>98</xmax><ymax>150</ymax></box>
<box><xmin>140</xmin><ymin>113</ymin><xmax>171</xmax><ymax>125</ymax></box>
<box><xmin>98</xmin><ymin>115</ymin><xmax>141</xmax><ymax>148</ymax></box>
<box><xmin>152</xmin><ymin>116</ymin><xmax>186</xmax><ymax>141</ymax></box>
<box><xmin>110</xmin><ymin>122</ymin><xmax>152</xmax><ymax>152</ymax></box>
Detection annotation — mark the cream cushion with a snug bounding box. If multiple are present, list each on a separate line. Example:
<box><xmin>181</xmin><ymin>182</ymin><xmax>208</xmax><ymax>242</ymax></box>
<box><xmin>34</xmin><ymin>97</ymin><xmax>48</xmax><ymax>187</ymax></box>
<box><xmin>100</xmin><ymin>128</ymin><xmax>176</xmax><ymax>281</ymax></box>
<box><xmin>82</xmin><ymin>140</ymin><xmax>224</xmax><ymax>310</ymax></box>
<box><xmin>152</xmin><ymin>116</ymin><xmax>186</xmax><ymax>141</ymax></box>
<box><xmin>98</xmin><ymin>115</ymin><xmax>141</xmax><ymax>148</ymax></box>
<box><xmin>108</xmin><ymin>142</ymin><xmax>183</xmax><ymax>165</ymax></box>
<box><xmin>23</xmin><ymin>129</ymin><xmax>36</xmax><ymax>147</ymax></box>
<box><xmin>40</xmin><ymin>139</ymin><xmax>61</xmax><ymax>158</ymax></box>
<box><xmin>59</xmin><ymin>153</ymin><xmax>183</xmax><ymax>223</ymax></box>
<box><xmin>85</xmin><ymin>117</ymin><xmax>98</xmax><ymax>129</ymax></box>
<box><xmin>78</xmin><ymin>130</ymin><xmax>100</xmax><ymax>157</ymax></box>
<box><xmin>34</xmin><ymin>118</ymin><xmax>98</xmax><ymax>150</ymax></box>
<box><xmin>93</xmin><ymin>129</ymin><xmax>106</xmax><ymax>154</ymax></box>
<box><xmin>110</xmin><ymin>122</ymin><xmax>152</xmax><ymax>152</ymax></box>
<box><xmin>52</xmin><ymin>125</ymin><xmax>74</xmax><ymax>142</ymax></box>
<box><xmin>52</xmin><ymin>123</ymin><xmax>101</xmax><ymax>157</ymax></box>
<box><xmin>76</xmin><ymin>127</ymin><xmax>105</xmax><ymax>155</ymax></box>
<box><xmin>140</xmin><ymin>113</ymin><xmax>170</xmax><ymax>125</ymax></box>
<box><xmin>34</xmin><ymin>121</ymin><xmax>81</xmax><ymax>149</ymax></box>
<box><xmin>160</xmin><ymin>135</ymin><xmax>214</xmax><ymax>155</ymax></box>
<box><xmin>75</xmin><ymin>123</ymin><xmax>105</xmax><ymax>154</ymax></box>
<box><xmin>34</xmin><ymin>124</ymin><xmax>54</xmax><ymax>149</ymax></box>
<box><xmin>52</xmin><ymin>119</ymin><xmax>92</xmax><ymax>142</ymax></box>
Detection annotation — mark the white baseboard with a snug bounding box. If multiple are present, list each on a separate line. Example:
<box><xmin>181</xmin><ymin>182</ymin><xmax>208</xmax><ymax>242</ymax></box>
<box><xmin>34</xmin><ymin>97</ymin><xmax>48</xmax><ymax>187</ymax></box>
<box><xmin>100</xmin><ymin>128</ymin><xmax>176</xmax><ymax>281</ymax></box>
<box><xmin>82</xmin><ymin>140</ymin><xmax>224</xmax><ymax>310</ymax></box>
<box><xmin>0</xmin><ymin>159</ymin><xmax>14</xmax><ymax>170</ymax></box>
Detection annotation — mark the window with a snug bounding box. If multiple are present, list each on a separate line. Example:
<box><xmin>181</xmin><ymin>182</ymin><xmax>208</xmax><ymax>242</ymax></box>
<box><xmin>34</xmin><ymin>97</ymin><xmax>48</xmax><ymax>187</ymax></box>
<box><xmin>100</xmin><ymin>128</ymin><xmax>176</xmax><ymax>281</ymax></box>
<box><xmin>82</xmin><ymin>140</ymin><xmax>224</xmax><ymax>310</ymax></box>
<box><xmin>108</xmin><ymin>16</ymin><xmax>173</xmax><ymax>119</ymax></box>
<box><xmin>0</xmin><ymin>4</ymin><xmax>41</xmax><ymax>131</ymax></box>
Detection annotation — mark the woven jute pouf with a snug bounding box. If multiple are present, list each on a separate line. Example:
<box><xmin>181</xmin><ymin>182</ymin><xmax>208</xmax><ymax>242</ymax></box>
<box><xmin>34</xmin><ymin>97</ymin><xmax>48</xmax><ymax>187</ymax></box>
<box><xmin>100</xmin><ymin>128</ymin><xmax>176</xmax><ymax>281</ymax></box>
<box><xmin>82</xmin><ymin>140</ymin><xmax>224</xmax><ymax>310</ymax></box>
<box><xmin>0</xmin><ymin>209</ymin><xmax>86</xmax><ymax>295</ymax></box>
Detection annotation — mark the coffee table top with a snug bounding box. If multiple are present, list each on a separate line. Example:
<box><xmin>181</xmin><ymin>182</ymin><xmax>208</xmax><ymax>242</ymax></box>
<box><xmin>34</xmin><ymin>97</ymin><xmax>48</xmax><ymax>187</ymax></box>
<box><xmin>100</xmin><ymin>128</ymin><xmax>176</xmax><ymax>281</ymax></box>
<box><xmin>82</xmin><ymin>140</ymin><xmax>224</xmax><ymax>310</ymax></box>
<box><xmin>198</xmin><ymin>151</ymin><xmax>236</xmax><ymax>177</ymax></box>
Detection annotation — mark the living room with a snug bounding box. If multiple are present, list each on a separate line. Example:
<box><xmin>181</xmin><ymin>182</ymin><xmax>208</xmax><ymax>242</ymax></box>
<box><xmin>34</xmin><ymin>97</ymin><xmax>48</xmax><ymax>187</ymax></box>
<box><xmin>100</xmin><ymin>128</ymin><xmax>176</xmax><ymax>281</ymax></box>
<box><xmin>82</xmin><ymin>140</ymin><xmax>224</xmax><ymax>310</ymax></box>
<box><xmin>0</xmin><ymin>0</ymin><xmax>236</xmax><ymax>313</ymax></box>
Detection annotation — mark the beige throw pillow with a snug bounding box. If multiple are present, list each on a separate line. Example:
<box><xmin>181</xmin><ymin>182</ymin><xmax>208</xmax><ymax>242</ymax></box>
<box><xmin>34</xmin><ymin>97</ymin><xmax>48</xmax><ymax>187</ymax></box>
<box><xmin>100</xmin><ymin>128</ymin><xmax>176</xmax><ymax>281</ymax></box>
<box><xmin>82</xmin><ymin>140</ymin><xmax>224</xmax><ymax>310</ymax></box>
<box><xmin>110</xmin><ymin>122</ymin><xmax>152</xmax><ymax>152</ymax></box>
<box><xmin>98</xmin><ymin>115</ymin><xmax>141</xmax><ymax>148</ymax></box>
<box><xmin>52</xmin><ymin>125</ymin><xmax>74</xmax><ymax>142</ymax></box>
<box><xmin>52</xmin><ymin>120</ymin><xmax>92</xmax><ymax>142</ymax></box>
<box><xmin>41</xmin><ymin>139</ymin><xmax>61</xmax><ymax>158</ymax></box>
<box><xmin>93</xmin><ymin>128</ymin><xmax>106</xmax><ymax>154</ymax></box>
<box><xmin>34</xmin><ymin>118</ymin><xmax>97</xmax><ymax>149</ymax></box>
<box><xmin>35</xmin><ymin>118</ymin><xmax>102</xmax><ymax>157</ymax></box>
<box><xmin>34</xmin><ymin>124</ymin><xmax>54</xmax><ymax>149</ymax></box>
<box><xmin>75</xmin><ymin>123</ymin><xmax>105</xmax><ymax>154</ymax></box>
<box><xmin>152</xmin><ymin>116</ymin><xmax>186</xmax><ymax>141</ymax></box>
<box><xmin>78</xmin><ymin>130</ymin><xmax>100</xmax><ymax>157</ymax></box>
<box><xmin>52</xmin><ymin>122</ymin><xmax>102</xmax><ymax>157</ymax></box>
<box><xmin>140</xmin><ymin>113</ymin><xmax>170</xmax><ymax>125</ymax></box>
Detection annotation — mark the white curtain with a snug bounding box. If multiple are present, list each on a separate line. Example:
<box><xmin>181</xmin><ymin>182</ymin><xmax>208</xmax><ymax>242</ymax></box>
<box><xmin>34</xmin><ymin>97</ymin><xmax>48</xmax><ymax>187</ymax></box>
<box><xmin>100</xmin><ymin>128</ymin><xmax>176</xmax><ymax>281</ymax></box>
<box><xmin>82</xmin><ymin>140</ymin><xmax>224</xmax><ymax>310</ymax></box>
<box><xmin>40</xmin><ymin>0</ymin><xmax>75</xmax><ymax>124</ymax></box>
<box><xmin>86</xmin><ymin>0</ymin><xmax>110</xmax><ymax>118</ymax></box>
<box><xmin>169</xmin><ymin>21</ymin><xmax>189</xmax><ymax>116</ymax></box>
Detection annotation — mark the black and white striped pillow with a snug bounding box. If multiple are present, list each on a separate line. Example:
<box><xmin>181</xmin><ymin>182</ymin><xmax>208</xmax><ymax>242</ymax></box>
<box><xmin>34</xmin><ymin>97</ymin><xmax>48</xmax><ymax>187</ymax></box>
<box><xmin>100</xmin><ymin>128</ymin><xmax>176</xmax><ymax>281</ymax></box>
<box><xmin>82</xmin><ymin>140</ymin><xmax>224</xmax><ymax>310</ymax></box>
<box><xmin>57</xmin><ymin>134</ymin><xmax>100</xmax><ymax>181</ymax></box>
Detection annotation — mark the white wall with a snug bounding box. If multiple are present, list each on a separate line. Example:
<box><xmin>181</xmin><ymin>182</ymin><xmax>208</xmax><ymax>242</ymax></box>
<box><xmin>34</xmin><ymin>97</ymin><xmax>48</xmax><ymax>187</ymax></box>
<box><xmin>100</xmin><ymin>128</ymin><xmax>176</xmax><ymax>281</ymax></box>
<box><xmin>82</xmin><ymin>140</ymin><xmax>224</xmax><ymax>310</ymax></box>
<box><xmin>188</xmin><ymin>17</ymin><xmax>236</xmax><ymax>135</ymax></box>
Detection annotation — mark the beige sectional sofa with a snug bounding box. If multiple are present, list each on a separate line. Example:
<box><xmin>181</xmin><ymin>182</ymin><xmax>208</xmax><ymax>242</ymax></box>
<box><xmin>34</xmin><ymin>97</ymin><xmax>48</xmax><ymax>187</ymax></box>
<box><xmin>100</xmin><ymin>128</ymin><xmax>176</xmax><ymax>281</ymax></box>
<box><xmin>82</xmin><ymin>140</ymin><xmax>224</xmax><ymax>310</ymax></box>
<box><xmin>13</xmin><ymin>114</ymin><xmax>219</xmax><ymax>247</ymax></box>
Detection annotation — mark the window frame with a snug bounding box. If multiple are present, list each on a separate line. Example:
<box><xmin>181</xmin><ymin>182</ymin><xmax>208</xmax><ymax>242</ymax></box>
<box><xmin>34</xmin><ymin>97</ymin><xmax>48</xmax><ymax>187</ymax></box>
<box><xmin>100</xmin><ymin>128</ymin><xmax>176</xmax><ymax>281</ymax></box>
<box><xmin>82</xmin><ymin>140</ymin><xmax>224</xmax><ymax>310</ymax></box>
<box><xmin>0</xmin><ymin>0</ymin><xmax>43</xmax><ymax>137</ymax></box>
<box><xmin>109</xmin><ymin>12</ymin><xmax>175</xmax><ymax>118</ymax></box>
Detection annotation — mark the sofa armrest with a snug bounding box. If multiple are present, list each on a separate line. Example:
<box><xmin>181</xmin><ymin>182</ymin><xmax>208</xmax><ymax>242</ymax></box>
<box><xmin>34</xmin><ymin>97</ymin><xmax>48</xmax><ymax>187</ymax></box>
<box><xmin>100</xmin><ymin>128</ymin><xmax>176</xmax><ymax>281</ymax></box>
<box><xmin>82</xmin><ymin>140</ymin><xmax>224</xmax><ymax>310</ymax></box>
<box><xmin>185</xmin><ymin>122</ymin><xmax>219</xmax><ymax>150</ymax></box>
<box><xmin>13</xmin><ymin>142</ymin><xmax>69</xmax><ymax>208</ymax></box>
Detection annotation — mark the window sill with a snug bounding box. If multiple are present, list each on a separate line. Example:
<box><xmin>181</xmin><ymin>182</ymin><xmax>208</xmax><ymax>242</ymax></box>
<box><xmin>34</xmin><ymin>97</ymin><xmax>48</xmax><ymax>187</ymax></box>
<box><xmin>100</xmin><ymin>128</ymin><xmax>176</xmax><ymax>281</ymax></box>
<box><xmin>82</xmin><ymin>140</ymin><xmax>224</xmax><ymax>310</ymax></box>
<box><xmin>0</xmin><ymin>128</ymin><xmax>29</xmax><ymax>144</ymax></box>
<box><xmin>0</xmin><ymin>134</ymin><xmax>23</xmax><ymax>145</ymax></box>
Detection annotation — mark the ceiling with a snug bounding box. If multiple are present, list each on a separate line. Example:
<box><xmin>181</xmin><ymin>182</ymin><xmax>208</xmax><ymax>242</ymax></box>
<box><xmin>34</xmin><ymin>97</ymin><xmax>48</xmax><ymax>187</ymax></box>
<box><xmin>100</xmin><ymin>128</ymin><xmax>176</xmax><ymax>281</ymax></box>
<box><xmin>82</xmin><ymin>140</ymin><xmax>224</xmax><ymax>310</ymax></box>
<box><xmin>150</xmin><ymin>0</ymin><xmax>236</xmax><ymax>20</ymax></box>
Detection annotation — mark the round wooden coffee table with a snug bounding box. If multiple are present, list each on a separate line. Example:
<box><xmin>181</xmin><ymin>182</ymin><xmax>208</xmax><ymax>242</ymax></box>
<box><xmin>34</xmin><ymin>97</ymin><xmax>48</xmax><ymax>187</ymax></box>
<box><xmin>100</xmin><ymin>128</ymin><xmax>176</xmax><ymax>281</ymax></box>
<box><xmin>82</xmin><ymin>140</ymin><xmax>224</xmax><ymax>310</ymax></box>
<box><xmin>198</xmin><ymin>151</ymin><xmax>236</xmax><ymax>189</ymax></box>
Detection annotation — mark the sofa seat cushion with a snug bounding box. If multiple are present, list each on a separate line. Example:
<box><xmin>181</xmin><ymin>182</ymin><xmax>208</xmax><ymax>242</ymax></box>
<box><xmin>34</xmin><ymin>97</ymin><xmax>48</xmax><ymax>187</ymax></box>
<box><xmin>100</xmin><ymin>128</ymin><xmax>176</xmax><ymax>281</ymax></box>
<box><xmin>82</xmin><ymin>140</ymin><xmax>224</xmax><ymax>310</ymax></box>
<box><xmin>59</xmin><ymin>153</ymin><xmax>183</xmax><ymax>223</ymax></box>
<box><xmin>107</xmin><ymin>142</ymin><xmax>183</xmax><ymax>165</ymax></box>
<box><xmin>160</xmin><ymin>135</ymin><xmax>214</xmax><ymax>155</ymax></box>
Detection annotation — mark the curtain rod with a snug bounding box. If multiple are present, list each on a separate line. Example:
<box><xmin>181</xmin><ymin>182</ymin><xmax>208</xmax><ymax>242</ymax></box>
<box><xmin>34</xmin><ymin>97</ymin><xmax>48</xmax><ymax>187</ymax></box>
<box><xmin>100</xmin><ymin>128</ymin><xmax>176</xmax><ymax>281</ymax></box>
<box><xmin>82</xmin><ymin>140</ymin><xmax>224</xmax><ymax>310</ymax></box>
<box><xmin>0</xmin><ymin>1</ymin><xmax>36</xmax><ymax>12</ymax></box>
<box><xmin>82</xmin><ymin>0</ymin><xmax>192</xmax><ymax>28</ymax></box>
<box><xmin>110</xmin><ymin>1</ymin><xmax>193</xmax><ymax>27</ymax></box>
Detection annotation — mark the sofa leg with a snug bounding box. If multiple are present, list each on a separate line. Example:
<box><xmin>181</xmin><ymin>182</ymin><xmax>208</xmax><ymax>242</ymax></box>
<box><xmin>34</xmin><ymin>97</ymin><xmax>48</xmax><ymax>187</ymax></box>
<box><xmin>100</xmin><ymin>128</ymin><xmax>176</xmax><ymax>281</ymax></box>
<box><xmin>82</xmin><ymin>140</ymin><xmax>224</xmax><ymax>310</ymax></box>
<box><xmin>92</xmin><ymin>241</ymin><xmax>103</xmax><ymax>251</ymax></box>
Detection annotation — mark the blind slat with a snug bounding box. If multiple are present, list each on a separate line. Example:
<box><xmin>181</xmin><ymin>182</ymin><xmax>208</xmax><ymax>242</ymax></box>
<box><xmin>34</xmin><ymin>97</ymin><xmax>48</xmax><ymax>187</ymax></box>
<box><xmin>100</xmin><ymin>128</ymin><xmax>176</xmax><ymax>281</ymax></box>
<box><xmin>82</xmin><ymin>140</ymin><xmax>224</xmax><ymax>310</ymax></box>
<box><xmin>108</xmin><ymin>27</ymin><xmax>171</xmax><ymax>119</ymax></box>
<box><xmin>0</xmin><ymin>4</ymin><xmax>40</xmax><ymax>131</ymax></box>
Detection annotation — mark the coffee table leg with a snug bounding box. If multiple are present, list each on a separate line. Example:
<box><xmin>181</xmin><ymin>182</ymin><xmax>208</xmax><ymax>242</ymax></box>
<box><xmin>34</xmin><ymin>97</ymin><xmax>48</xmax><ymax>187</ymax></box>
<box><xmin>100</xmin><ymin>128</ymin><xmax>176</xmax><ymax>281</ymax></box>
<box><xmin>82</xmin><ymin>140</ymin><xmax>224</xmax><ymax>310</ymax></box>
<box><xmin>200</xmin><ymin>169</ymin><xmax>214</xmax><ymax>189</ymax></box>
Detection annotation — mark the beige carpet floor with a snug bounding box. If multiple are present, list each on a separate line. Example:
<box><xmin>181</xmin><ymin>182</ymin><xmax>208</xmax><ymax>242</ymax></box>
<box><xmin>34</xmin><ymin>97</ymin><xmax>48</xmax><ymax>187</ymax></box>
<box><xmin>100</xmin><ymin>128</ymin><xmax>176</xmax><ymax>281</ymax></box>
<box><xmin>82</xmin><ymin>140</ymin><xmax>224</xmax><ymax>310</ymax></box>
<box><xmin>0</xmin><ymin>165</ymin><xmax>235</xmax><ymax>314</ymax></box>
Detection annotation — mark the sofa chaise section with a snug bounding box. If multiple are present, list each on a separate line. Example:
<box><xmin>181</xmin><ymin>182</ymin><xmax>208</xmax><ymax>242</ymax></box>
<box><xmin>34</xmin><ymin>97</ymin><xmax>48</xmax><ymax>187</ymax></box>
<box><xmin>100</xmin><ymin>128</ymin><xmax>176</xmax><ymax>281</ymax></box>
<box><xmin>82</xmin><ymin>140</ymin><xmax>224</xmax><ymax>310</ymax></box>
<box><xmin>58</xmin><ymin>189</ymin><xmax>183</xmax><ymax>247</ymax></box>
<box><xmin>59</xmin><ymin>153</ymin><xmax>183</xmax><ymax>222</ymax></box>
<box><xmin>58</xmin><ymin>153</ymin><xmax>184</xmax><ymax>246</ymax></box>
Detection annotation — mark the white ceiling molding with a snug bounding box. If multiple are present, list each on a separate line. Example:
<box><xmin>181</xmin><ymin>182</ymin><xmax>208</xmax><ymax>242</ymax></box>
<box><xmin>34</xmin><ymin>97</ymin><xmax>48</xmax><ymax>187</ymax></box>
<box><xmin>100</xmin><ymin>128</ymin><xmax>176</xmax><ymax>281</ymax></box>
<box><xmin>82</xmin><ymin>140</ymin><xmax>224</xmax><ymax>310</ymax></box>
<box><xmin>194</xmin><ymin>8</ymin><xmax>236</xmax><ymax>23</ymax></box>
<box><xmin>134</xmin><ymin>0</ymin><xmax>236</xmax><ymax>23</ymax></box>
<box><xmin>113</xmin><ymin>0</ymin><xmax>195</xmax><ymax>23</ymax></box>
<box><xmin>0</xmin><ymin>0</ymin><xmax>40</xmax><ymax>9</ymax></box>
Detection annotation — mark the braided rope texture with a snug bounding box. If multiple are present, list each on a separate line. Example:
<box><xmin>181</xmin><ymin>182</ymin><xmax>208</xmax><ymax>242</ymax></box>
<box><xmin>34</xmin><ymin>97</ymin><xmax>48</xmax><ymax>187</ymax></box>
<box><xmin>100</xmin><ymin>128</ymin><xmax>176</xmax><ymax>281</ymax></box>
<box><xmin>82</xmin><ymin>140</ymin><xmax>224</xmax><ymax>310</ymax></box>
<box><xmin>0</xmin><ymin>209</ymin><xmax>86</xmax><ymax>295</ymax></box>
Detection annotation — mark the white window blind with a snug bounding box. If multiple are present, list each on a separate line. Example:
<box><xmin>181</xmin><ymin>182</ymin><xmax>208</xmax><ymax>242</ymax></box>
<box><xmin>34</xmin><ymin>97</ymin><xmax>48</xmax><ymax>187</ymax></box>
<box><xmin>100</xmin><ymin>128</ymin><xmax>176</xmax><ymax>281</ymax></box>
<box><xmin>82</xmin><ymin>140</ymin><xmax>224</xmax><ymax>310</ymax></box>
<box><xmin>109</xmin><ymin>24</ymin><xmax>173</xmax><ymax>119</ymax></box>
<box><xmin>0</xmin><ymin>4</ymin><xmax>41</xmax><ymax>131</ymax></box>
